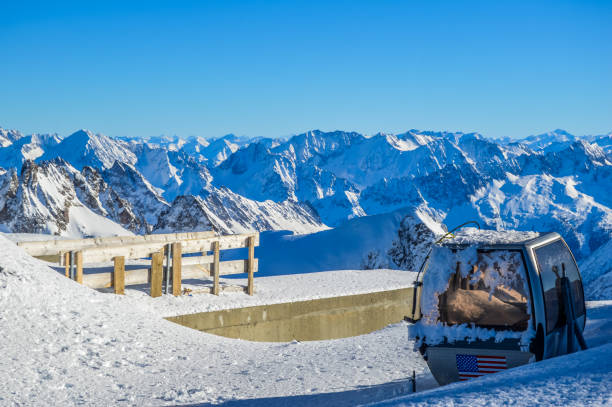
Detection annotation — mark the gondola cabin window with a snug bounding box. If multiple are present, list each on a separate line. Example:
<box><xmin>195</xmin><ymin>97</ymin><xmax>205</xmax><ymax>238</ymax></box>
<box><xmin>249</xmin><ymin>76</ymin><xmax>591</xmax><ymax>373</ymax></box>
<box><xmin>534</xmin><ymin>239</ymin><xmax>585</xmax><ymax>334</ymax></box>
<box><xmin>437</xmin><ymin>249</ymin><xmax>530</xmax><ymax>331</ymax></box>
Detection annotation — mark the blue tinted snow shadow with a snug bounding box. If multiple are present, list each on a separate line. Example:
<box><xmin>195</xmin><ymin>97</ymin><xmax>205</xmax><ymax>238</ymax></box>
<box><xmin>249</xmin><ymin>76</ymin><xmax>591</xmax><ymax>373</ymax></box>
<box><xmin>184</xmin><ymin>377</ymin><xmax>416</xmax><ymax>407</ymax></box>
<box><xmin>222</xmin><ymin>230</ymin><xmax>314</xmax><ymax>279</ymax></box>
<box><xmin>227</xmin><ymin>209</ymin><xmax>411</xmax><ymax>279</ymax></box>
<box><xmin>584</xmin><ymin>302</ymin><xmax>612</xmax><ymax>348</ymax></box>
<box><xmin>222</xmin><ymin>228</ymin><xmax>369</xmax><ymax>279</ymax></box>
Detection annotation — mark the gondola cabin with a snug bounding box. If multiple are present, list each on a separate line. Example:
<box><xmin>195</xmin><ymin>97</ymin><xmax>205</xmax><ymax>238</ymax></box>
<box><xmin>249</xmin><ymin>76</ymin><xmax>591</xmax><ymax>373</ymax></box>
<box><xmin>409</xmin><ymin>230</ymin><xmax>587</xmax><ymax>385</ymax></box>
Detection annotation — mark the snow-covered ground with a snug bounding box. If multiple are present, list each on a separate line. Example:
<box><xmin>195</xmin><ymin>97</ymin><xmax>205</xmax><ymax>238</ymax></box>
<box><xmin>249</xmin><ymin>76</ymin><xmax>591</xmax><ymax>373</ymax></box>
<box><xmin>373</xmin><ymin>301</ymin><xmax>612</xmax><ymax>407</ymax></box>
<box><xmin>85</xmin><ymin>268</ymin><xmax>417</xmax><ymax>317</ymax></box>
<box><xmin>1</xmin><ymin>234</ymin><xmax>611</xmax><ymax>406</ymax></box>
<box><xmin>0</xmin><ymin>234</ymin><xmax>430</xmax><ymax>406</ymax></box>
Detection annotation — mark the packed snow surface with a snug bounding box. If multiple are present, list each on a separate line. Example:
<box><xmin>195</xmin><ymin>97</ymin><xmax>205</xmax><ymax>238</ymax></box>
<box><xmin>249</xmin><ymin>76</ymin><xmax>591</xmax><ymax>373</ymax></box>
<box><xmin>98</xmin><ymin>268</ymin><xmax>418</xmax><ymax>317</ymax></box>
<box><xmin>373</xmin><ymin>305</ymin><xmax>612</xmax><ymax>407</ymax></box>
<box><xmin>0</xmin><ymin>235</ymin><xmax>427</xmax><ymax>406</ymax></box>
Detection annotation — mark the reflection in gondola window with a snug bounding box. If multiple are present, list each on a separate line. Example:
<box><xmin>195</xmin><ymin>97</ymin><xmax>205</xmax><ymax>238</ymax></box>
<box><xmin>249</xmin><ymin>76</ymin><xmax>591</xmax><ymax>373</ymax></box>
<box><xmin>535</xmin><ymin>240</ymin><xmax>585</xmax><ymax>334</ymax></box>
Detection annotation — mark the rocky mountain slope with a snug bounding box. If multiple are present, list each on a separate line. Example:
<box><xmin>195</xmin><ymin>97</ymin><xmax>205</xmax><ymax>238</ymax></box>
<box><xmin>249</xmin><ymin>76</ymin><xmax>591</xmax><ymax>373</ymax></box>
<box><xmin>154</xmin><ymin>187</ymin><xmax>324</xmax><ymax>235</ymax></box>
<box><xmin>0</xmin><ymin>159</ymin><xmax>133</xmax><ymax>236</ymax></box>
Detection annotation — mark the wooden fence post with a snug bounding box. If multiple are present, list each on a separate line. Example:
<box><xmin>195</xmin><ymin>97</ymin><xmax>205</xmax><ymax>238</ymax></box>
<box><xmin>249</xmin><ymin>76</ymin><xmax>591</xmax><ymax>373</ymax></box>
<box><xmin>164</xmin><ymin>243</ymin><xmax>171</xmax><ymax>295</ymax></box>
<box><xmin>64</xmin><ymin>252</ymin><xmax>70</xmax><ymax>278</ymax></box>
<box><xmin>247</xmin><ymin>236</ymin><xmax>255</xmax><ymax>296</ymax></box>
<box><xmin>212</xmin><ymin>241</ymin><xmax>220</xmax><ymax>295</ymax></box>
<box><xmin>75</xmin><ymin>251</ymin><xmax>83</xmax><ymax>284</ymax></box>
<box><xmin>70</xmin><ymin>251</ymin><xmax>75</xmax><ymax>280</ymax></box>
<box><xmin>172</xmin><ymin>242</ymin><xmax>182</xmax><ymax>296</ymax></box>
<box><xmin>113</xmin><ymin>256</ymin><xmax>125</xmax><ymax>295</ymax></box>
<box><xmin>150</xmin><ymin>252</ymin><xmax>163</xmax><ymax>298</ymax></box>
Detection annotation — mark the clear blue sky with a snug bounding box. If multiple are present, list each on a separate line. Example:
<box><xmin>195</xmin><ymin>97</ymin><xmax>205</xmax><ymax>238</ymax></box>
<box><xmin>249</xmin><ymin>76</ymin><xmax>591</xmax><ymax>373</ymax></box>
<box><xmin>1</xmin><ymin>0</ymin><xmax>611</xmax><ymax>139</ymax></box>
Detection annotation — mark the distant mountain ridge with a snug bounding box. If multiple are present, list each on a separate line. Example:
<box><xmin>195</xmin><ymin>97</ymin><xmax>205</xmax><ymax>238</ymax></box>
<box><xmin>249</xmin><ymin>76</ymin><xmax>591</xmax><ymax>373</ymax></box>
<box><xmin>0</xmin><ymin>126</ymin><xmax>610</xmax><ymax>269</ymax></box>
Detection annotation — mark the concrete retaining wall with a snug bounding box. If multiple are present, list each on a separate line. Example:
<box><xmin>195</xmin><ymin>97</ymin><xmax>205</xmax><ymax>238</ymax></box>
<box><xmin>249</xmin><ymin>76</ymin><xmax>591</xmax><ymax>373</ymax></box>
<box><xmin>166</xmin><ymin>287</ymin><xmax>414</xmax><ymax>342</ymax></box>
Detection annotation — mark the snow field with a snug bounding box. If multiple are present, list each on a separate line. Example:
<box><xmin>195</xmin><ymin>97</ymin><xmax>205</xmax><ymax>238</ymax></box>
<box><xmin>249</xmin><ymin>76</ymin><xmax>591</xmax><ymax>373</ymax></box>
<box><xmin>118</xmin><ymin>268</ymin><xmax>418</xmax><ymax>317</ymax></box>
<box><xmin>372</xmin><ymin>300</ymin><xmax>612</xmax><ymax>407</ymax></box>
<box><xmin>2</xmin><ymin>234</ymin><xmax>611</xmax><ymax>406</ymax></box>
<box><xmin>0</xmin><ymin>235</ymin><xmax>430</xmax><ymax>406</ymax></box>
<box><xmin>372</xmin><ymin>343</ymin><xmax>612</xmax><ymax>407</ymax></box>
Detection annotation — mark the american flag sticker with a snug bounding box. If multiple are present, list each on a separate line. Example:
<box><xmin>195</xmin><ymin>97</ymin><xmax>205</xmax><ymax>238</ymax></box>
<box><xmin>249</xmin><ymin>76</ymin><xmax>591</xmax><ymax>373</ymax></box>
<box><xmin>455</xmin><ymin>354</ymin><xmax>507</xmax><ymax>381</ymax></box>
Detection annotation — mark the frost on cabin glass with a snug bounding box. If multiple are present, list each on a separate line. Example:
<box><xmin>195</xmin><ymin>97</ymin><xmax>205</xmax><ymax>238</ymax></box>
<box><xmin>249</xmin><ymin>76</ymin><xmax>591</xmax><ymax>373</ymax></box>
<box><xmin>412</xmin><ymin>245</ymin><xmax>534</xmax><ymax>347</ymax></box>
<box><xmin>437</xmin><ymin>250</ymin><xmax>530</xmax><ymax>331</ymax></box>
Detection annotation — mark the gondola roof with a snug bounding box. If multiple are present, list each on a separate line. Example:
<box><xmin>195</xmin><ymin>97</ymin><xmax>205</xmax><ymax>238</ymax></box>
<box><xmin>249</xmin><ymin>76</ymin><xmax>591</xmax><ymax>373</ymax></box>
<box><xmin>439</xmin><ymin>228</ymin><xmax>543</xmax><ymax>247</ymax></box>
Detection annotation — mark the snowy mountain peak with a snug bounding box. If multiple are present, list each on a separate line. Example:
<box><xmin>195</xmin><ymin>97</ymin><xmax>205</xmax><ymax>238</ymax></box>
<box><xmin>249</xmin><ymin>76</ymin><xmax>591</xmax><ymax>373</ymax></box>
<box><xmin>203</xmin><ymin>136</ymin><xmax>242</xmax><ymax>166</ymax></box>
<box><xmin>0</xmin><ymin>159</ymin><xmax>132</xmax><ymax>236</ymax></box>
<box><xmin>68</xmin><ymin>128</ymin><xmax>95</xmax><ymax>140</ymax></box>
<box><xmin>216</xmin><ymin>133</ymin><xmax>242</xmax><ymax>143</ymax></box>
<box><xmin>0</xmin><ymin>127</ymin><xmax>24</xmax><ymax>147</ymax></box>
<box><xmin>393</xmin><ymin>130</ymin><xmax>435</xmax><ymax>147</ymax></box>
<box><xmin>41</xmin><ymin>129</ymin><xmax>137</xmax><ymax>170</ymax></box>
<box><xmin>517</xmin><ymin>129</ymin><xmax>578</xmax><ymax>152</ymax></box>
<box><xmin>184</xmin><ymin>135</ymin><xmax>210</xmax><ymax>149</ymax></box>
<box><xmin>571</xmin><ymin>139</ymin><xmax>609</xmax><ymax>162</ymax></box>
<box><xmin>384</xmin><ymin>132</ymin><xmax>430</xmax><ymax>151</ymax></box>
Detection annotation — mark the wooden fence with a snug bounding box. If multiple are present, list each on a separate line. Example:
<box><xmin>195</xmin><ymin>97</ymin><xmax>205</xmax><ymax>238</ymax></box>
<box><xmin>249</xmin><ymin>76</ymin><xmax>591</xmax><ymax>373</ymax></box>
<box><xmin>17</xmin><ymin>231</ymin><xmax>259</xmax><ymax>297</ymax></box>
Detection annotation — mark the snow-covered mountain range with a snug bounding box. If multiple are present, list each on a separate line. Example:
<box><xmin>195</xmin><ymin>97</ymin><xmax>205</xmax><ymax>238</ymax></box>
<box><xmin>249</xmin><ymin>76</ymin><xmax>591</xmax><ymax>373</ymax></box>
<box><xmin>0</xmin><ymin>126</ymin><xmax>610</xmax><ymax>293</ymax></box>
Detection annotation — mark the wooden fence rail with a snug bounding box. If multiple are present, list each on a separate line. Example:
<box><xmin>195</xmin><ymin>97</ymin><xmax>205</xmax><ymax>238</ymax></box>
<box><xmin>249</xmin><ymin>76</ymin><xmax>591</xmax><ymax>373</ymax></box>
<box><xmin>17</xmin><ymin>231</ymin><xmax>217</xmax><ymax>259</ymax></box>
<box><xmin>66</xmin><ymin>233</ymin><xmax>258</xmax><ymax>265</ymax></box>
<box><xmin>21</xmin><ymin>232</ymin><xmax>259</xmax><ymax>298</ymax></box>
<box><xmin>77</xmin><ymin>258</ymin><xmax>259</xmax><ymax>290</ymax></box>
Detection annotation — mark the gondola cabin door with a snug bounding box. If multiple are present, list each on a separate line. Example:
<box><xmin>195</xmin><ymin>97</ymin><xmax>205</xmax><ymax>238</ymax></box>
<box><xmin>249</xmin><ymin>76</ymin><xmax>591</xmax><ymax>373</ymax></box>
<box><xmin>532</xmin><ymin>239</ymin><xmax>586</xmax><ymax>358</ymax></box>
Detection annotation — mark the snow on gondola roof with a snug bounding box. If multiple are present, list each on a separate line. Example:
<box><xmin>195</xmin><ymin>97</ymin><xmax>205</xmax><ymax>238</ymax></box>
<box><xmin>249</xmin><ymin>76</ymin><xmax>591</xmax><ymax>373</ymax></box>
<box><xmin>439</xmin><ymin>227</ymin><xmax>541</xmax><ymax>246</ymax></box>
